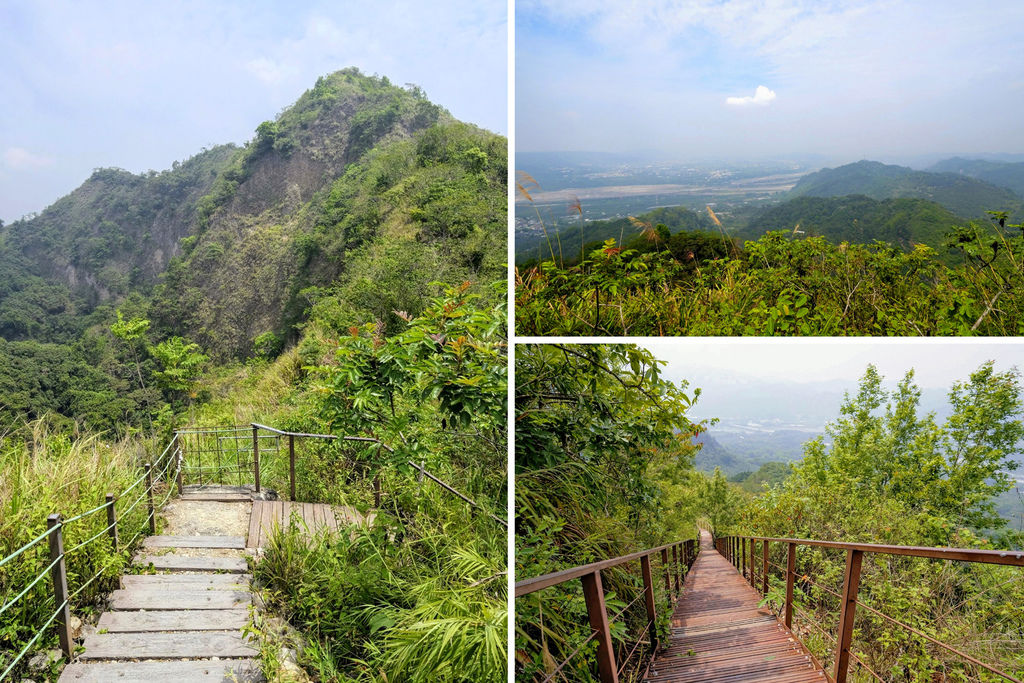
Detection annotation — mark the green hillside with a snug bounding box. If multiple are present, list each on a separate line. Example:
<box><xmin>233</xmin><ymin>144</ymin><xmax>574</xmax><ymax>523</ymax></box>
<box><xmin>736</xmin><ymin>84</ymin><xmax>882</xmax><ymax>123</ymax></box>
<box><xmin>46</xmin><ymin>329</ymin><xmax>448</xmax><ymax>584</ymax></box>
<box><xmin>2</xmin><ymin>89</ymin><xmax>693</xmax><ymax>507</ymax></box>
<box><xmin>516</xmin><ymin>205</ymin><xmax>716</xmax><ymax>264</ymax></box>
<box><xmin>746</xmin><ymin>195</ymin><xmax>966</xmax><ymax>256</ymax></box>
<box><xmin>929</xmin><ymin>157</ymin><xmax>1024</xmax><ymax>197</ymax></box>
<box><xmin>789</xmin><ymin>160</ymin><xmax>1022</xmax><ymax>218</ymax></box>
<box><xmin>0</xmin><ymin>68</ymin><xmax>507</xmax><ymax>431</ymax></box>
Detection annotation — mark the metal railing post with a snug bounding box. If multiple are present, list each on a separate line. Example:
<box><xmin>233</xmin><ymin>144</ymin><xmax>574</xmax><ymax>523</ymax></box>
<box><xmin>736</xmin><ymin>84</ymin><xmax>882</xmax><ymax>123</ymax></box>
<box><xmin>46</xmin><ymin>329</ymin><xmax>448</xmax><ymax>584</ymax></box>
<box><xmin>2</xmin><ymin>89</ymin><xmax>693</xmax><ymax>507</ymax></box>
<box><xmin>581</xmin><ymin>570</ymin><xmax>618</xmax><ymax>683</ymax></box>
<box><xmin>762</xmin><ymin>540</ymin><xmax>769</xmax><ymax>595</ymax></box>
<box><xmin>145</xmin><ymin>463</ymin><xmax>156</xmax><ymax>534</ymax></box>
<box><xmin>834</xmin><ymin>549</ymin><xmax>864</xmax><ymax>683</ymax></box>
<box><xmin>640</xmin><ymin>555</ymin><xmax>658</xmax><ymax>653</ymax></box>
<box><xmin>47</xmin><ymin>515</ymin><xmax>73</xmax><ymax>659</ymax></box>
<box><xmin>661</xmin><ymin>548</ymin><xmax>670</xmax><ymax>595</ymax></box>
<box><xmin>105</xmin><ymin>493</ymin><xmax>118</xmax><ymax>551</ymax></box>
<box><xmin>175</xmin><ymin>448</ymin><xmax>184</xmax><ymax>495</ymax></box>
<box><xmin>785</xmin><ymin>542</ymin><xmax>796</xmax><ymax>628</ymax></box>
<box><xmin>288</xmin><ymin>434</ymin><xmax>296</xmax><ymax>500</ymax></box>
<box><xmin>252</xmin><ymin>426</ymin><xmax>261</xmax><ymax>493</ymax></box>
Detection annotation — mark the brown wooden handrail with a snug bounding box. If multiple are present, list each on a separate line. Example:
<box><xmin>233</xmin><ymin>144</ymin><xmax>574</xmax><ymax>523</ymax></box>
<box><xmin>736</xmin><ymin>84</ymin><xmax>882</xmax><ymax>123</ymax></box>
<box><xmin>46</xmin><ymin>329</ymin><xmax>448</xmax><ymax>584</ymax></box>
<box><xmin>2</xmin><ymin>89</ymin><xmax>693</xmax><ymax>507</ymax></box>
<box><xmin>715</xmin><ymin>534</ymin><xmax>1024</xmax><ymax>683</ymax></box>
<box><xmin>515</xmin><ymin>536</ymin><xmax>699</xmax><ymax>683</ymax></box>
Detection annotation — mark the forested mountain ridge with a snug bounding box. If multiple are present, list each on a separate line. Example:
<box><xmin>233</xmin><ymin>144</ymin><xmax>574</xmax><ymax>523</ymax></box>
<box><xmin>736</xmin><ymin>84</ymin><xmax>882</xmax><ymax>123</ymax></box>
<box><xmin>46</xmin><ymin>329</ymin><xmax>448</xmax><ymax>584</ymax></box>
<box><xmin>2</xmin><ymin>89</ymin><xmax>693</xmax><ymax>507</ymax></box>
<box><xmin>928</xmin><ymin>156</ymin><xmax>1024</xmax><ymax>197</ymax></box>
<box><xmin>0</xmin><ymin>68</ymin><xmax>507</xmax><ymax>430</ymax></box>
<box><xmin>789</xmin><ymin>159</ymin><xmax>1023</xmax><ymax>218</ymax></box>
<box><xmin>746</xmin><ymin>195</ymin><xmax>966</xmax><ymax>256</ymax></box>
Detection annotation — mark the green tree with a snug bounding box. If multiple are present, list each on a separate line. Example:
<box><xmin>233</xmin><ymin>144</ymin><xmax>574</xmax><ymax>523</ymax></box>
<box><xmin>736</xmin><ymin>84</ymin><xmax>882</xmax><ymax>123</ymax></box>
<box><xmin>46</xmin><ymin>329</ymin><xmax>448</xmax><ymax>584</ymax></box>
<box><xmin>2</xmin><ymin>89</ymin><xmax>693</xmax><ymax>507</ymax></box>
<box><xmin>702</xmin><ymin>467</ymin><xmax>740</xmax><ymax>535</ymax></box>
<box><xmin>148</xmin><ymin>336</ymin><xmax>208</xmax><ymax>399</ymax></box>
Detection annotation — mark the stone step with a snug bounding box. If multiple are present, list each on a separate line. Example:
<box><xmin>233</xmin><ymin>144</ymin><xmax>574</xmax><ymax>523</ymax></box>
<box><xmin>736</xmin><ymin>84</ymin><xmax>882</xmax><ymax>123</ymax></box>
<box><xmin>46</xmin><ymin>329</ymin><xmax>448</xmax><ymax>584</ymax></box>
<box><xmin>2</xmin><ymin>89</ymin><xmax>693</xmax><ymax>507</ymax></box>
<box><xmin>79</xmin><ymin>630</ymin><xmax>258</xmax><ymax>660</ymax></box>
<box><xmin>133</xmin><ymin>554</ymin><xmax>248</xmax><ymax>573</ymax></box>
<box><xmin>142</xmin><ymin>535</ymin><xmax>246</xmax><ymax>549</ymax></box>
<box><xmin>98</xmin><ymin>608</ymin><xmax>250</xmax><ymax>632</ymax></box>
<box><xmin>60</xmin><ymin>658</ymin><xmax>263</xmax><ymax>681</ymax></box>
<box><xmin>121</xmin><ymin>573</ymin><xmax>250</xmax><ymax>590</ymax></box>
<box><xmin>109</xmin><ymin>589</ymin><xmax>250</xmax><ymax>610</ymax></box>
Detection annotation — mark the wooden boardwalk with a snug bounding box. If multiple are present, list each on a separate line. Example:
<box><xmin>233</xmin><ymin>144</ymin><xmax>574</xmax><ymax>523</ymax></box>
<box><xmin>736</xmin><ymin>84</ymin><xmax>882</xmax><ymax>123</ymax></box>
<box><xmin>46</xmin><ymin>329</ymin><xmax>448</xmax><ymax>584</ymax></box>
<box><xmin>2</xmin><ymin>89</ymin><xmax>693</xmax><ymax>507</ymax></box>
<box><xmin>59</xmin><ymin>488</ymin><xmax>263</xmax><ymax>682</ymax></box>
<box><xmin>246</xmin><ymin>500</ymin><xmax>371</xmax><ymax>548</ymax></box>
<box><xmin>646</xmin><ymin>531</ymin><xmax>825</xmax><ymax>683</ymax></box>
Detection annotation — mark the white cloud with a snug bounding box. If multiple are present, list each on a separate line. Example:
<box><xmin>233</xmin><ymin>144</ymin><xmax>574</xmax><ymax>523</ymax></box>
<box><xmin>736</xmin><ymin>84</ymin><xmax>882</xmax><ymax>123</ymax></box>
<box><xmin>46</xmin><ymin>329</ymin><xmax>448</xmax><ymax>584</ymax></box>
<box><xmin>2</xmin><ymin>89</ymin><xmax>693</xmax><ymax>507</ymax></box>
<box><xmin>726</xmin><ymin>85</ymin><xmax>777</xmax><ymax>106</ymax></box>
<box><xmin>4</xmin><ymin>147</ymin><xmax>52</xmax><ymax>169</ymax></box>
<box><xmin>246</xmin><ymin>57</ymin><xmax>287</xmax><ymax>85</ymax></box>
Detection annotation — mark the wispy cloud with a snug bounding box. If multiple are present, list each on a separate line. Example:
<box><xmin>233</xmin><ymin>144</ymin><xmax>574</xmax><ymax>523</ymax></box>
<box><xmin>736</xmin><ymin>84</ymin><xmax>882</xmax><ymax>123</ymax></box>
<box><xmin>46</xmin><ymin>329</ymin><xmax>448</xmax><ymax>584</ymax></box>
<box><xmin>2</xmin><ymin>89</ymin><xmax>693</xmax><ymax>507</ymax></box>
<box><xmin>4</xmin><ymin>147</ymin><xmax>52</xmax><ymax>169</ymax></box>
<box><xmin>726</xmin><ymin>85</ymin><xmax>776</xmax><ymax>107</ymax></box>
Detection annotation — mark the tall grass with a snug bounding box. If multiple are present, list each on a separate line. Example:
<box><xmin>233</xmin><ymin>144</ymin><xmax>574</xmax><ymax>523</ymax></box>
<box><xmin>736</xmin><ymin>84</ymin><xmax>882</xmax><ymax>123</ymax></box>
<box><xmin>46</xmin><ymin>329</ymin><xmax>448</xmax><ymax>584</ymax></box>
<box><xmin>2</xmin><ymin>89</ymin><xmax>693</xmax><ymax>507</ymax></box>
<box><xmin>0</xmin><ymin>418</ymin><xmax>166</xmax><ymax>679</ymax></box>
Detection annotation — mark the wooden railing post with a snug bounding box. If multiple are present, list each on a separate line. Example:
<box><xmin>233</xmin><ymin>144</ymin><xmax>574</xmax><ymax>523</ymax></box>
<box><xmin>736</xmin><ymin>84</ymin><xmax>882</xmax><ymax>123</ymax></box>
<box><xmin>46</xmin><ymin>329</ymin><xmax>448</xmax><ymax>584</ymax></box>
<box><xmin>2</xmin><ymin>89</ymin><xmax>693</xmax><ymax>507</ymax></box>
<box><xmin>288</xmin><ymin>434</ymin><xmax>296</xmax><ymax>500</ymax></box>
<box><xmin>672</xmin><ymin>544</ymin><xmax>680</xmax><ymax>593</ymax></box>
<box><xmin>105</xmin><ymin>493</ymin><xmax>118</xmax><ymax>551</ymax></box>
<box><xmin>785</xmin><ymin>542</ymin><xmax>796</xmax><ymax>628</ymax></box>
<box><xmin>661</xmin><ymin>548</ymin><xmax>670</xmax><ymax>595</ymax></box>
<box><xmin>749</xmin><ymin>538</ymin><xmax>756</xmax><ymax>588</ymax></box>
<box><xmin>145</xmin><ymin>463</ymin><xmax>156</xmax><ymax>534</ymax></box>
<box><xmin>741</xmin><ymin>537</ymin><xmax>747</xmax><ymax>580</ymax></box>
<box><xmin>47</xmin><ymin>515</ymin><xmax>73</xmax><ymax>658</ymax></box>
<box><xmin>640</xmin><ymin>555</ymin><xmax>658</xmax><ymax>652</ymax></box>
<box><xmin>834</xmin><ymin>549</ymin><xmax>864</xmax><ymax>683</ymax></box>
<box><xmin>581</xmin><ymin>570</ymin><xmax>618</xmax><ymax>683</ymax></box>
<box><xmin>762</xmin><ymin>539</ymin><xmax>769</xmax><ymax>595</ymax></box>
<box><xmin>252</xmin><ymin>426</ymin><xmax>261</xmax><ymax>493</ymax></box>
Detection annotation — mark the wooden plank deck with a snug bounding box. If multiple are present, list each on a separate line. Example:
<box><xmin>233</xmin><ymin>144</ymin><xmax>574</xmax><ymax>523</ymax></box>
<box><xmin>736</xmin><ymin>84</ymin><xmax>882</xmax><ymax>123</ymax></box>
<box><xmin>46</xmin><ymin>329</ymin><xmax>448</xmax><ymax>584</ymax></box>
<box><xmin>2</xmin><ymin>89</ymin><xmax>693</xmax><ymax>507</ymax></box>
<box><xmin>646</xmin><ymin>531</ymin><xmax>825</xmax><ymax>683</ymax></box>
<box><xmin>246</xmin><ymin>500</ymin><xmax>368</xmax><ymax>548</ymax></box>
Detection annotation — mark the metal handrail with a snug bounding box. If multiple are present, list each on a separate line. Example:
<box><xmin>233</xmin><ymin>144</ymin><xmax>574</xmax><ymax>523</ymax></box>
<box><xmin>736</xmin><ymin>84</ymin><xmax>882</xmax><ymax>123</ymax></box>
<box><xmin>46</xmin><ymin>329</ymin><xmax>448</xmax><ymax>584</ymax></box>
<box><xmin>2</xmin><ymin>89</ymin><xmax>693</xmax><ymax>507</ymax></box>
<box><xmin>249</xmin><ymin>423</ymin><xmax>507</xmax><ymax>527</ymax></box>
<box><xmin>0</xmin><ymin>434</ymin><xmax>181</xmax><ymax>680</ymax></box>
<box><xmin>515</xmin><ymin>535</ymin><xmax>699</xmax><ymax>683</ymax></box>
<box><xmin>716</xmin><ymin>533</ymin><xmax>1024</xmax><ymax>683</ymax></box>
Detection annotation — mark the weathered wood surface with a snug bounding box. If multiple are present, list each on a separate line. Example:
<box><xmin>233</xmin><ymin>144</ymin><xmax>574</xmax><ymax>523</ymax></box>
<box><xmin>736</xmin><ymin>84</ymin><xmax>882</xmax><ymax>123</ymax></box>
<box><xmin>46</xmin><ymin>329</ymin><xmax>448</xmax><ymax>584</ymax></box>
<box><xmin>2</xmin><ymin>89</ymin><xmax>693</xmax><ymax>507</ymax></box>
<box><xmin>109</xmin><ymin>588</ymin><xmax>251</xmax><ymax>610</ymax></box>
<box><xmin>79</xmin><ymin>631</ymin><xmax>258</xmax><ymax>659</ymax></box>
<box><xmin>247</xmin><ymin>499</ymin><xmax>370</xmax><ymax>548</ymax></box>
<box><xmin>180</xmin><ymin>492</ymin><xmax>252</xmax><ymax>502</ymax></box>
<box><xmin>121</xmin><ymin>573</ymin><xmax>250</xmax><ymax>589</ymax></box>
<box><xmin>98</xmin><ymin>608</ymin><xmax>250</xmax><ymax>632</ymax></box>
<box><xmin>646</xmin><ymin>531</ymin><xmax>825</xmax><ymax>683</ymax></box>
<box><xmin>142</xmin><ymin>534</ymin><xmax>246</xmax><ymax>549</ymax></box>
<box><xmin>58</xmin><ymin>492</ymin><xmax>263</xmax><ymax>682</ymax></box>
<box><xmin>133</xmin><ymin>553</ymin><xmax>249</xmax><ymax>573</ymax></box>
<box><xmin>61</xmin><ymin>658</ymin><xmax>264</xmax><ymax>681</ymax></box>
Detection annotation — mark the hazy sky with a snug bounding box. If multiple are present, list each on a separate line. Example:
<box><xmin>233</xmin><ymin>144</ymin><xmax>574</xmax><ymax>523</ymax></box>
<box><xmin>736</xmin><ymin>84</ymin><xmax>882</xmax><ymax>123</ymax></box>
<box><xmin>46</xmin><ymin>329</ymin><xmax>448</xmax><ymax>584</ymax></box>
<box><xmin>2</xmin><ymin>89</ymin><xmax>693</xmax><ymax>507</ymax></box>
<box><xmin>517</xmin><ymin>0</ymin><xmax>1024</xmax><ymax>160</ymax></box>
<box><xmin>646</xmin><ymin>339</ymin><xmax>1024</xmax><ymax>389</ymax></box>
<box><xmin>0</xmin><ymin>0</ymin><xmax>507</xmax><ymax>223</ymax></box>
<box><xmin>642</xmin><ymin>339</ymin><xmax>1024</xmax><ymax>424</ymax></box>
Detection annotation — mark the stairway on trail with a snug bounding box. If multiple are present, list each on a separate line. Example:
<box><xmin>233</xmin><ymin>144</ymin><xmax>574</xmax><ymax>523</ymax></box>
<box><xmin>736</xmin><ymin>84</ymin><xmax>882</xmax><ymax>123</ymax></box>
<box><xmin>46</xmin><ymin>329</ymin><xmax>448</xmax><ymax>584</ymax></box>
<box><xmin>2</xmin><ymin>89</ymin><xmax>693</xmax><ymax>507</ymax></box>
<box><xmin>59</xmin><ymin>486</ymin><xmax>264</xmax><ymax>683</ymax></box>
<box><xmin>645</xmin><ymin>531</ymin><xmax>825</xmax><ymax>683</ymax></box>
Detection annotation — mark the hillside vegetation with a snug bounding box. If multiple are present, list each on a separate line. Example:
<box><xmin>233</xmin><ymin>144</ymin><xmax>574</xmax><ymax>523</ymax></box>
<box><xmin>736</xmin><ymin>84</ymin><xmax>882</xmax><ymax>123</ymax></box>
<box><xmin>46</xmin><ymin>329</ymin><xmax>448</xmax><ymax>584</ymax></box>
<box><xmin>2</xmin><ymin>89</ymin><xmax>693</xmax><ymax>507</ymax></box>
<box><xmin>929</xmin><ymin>156</ymin><xmax>1024</xmax><ymax>197</ymax></box>
<box><xmin>514</xmin><ymin>345</ymin><xmax>1024</xmax><ymax>682</ymax></box>
<box><xmin>789</xmin><ymin>160</ymin><xmax>1023</xmax><ymax>218</ymax></box>
<box><xmin>0</xmin><ymin>68</ymin><xmax>507</xmax><ymax>682</ymax></box>
<box><xmin>0</xmin><ymin>68</ymin><xmax>506</xmax><ymax>432</ymax></box>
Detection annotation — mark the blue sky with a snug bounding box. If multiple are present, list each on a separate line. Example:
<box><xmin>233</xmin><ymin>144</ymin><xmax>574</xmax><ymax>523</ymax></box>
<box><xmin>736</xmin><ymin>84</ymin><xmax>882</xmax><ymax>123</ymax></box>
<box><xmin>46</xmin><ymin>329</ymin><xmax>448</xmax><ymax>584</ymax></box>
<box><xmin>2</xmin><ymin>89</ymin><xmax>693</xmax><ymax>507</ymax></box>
<box><xmin>0</xmin><ymin>0</ymin><xmax>507</xmax><ymax>222</ymax></box>
<box><xmin>517</xmin><ymin>0</ymin><xmax>1024</xmax><ymax>160</ymax></box>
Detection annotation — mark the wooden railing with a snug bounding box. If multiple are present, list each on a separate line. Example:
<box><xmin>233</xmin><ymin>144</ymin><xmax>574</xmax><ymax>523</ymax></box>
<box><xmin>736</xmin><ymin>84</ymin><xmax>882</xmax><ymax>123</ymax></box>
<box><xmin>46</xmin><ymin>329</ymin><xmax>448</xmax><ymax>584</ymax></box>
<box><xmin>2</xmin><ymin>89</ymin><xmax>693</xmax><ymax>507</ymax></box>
<box><xmin>515</xmin><ymin>537</ymin><xmax>698</xmax><ymax>683</ymax></box>
<box><xmin>716</xmin><ymin>534</ymin><xmax>1024</xmax><ymax>683</ymax></box>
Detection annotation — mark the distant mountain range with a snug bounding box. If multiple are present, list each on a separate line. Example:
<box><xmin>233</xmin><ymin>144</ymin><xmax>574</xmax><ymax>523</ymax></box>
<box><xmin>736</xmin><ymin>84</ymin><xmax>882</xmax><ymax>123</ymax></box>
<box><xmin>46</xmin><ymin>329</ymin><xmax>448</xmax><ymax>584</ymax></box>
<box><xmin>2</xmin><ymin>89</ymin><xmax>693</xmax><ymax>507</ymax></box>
<box><xmin>789</xmin><ymin>160</ymin><xmax>1023</xmax><ymax>219</ymax></box>
<box><xmin>927</xmin><ymin>157</ymin><xmax>1024</xmax><ymax>198</ymax></box>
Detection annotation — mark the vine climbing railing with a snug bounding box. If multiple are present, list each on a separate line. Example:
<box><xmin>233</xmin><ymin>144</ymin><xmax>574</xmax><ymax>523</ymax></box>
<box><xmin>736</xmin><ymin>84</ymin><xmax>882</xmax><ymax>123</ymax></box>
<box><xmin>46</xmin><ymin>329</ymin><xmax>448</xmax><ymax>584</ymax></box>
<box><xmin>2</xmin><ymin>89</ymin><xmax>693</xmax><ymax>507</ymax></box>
<box><xmin>715</xmin><ymin>534</ymin><xmax>1024</xmax><ymax>683</ymax></box>
<box><xmin>515</xmin><ymin>536</ymin><xmax>698</xmax><ymax>683</ymax></box>
<box><xmin>0</xmin><ymin>435</ymin><xmax>182</xmax><ymax>680</ymax></box>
